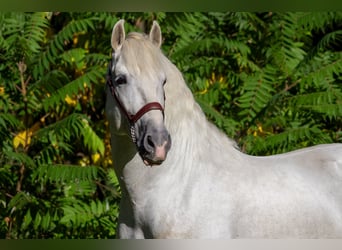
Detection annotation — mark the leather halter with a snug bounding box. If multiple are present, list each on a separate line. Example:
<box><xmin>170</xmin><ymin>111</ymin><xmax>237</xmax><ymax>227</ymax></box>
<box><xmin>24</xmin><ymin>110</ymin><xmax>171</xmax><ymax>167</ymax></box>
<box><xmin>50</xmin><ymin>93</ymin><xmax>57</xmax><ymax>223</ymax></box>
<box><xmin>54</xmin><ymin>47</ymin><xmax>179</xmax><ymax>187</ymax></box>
<box><xmin>106</xmin><ymin>59</ymin><xmax>165</xmax><ymax>142</ymax></box>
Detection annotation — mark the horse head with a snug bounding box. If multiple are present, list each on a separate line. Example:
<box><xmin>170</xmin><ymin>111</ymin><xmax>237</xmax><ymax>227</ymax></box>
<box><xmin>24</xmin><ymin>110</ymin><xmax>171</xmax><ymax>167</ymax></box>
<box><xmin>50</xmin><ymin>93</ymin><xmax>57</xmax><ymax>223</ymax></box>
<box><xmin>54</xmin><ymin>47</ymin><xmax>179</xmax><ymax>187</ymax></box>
<box><xmin>107</xmin><ymin>19</ymin><xmax>171</xmax><ymax>166</ymax></box>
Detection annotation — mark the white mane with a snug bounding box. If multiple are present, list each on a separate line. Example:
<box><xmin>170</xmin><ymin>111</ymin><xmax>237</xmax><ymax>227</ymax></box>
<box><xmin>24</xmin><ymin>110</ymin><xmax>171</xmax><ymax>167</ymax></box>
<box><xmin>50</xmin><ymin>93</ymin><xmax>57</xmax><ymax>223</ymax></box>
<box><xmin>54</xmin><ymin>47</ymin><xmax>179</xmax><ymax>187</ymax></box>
<box><xmin>162</xmin><ymin>53</ymin><xmax>241</xmax><ymax>166</ymax></box>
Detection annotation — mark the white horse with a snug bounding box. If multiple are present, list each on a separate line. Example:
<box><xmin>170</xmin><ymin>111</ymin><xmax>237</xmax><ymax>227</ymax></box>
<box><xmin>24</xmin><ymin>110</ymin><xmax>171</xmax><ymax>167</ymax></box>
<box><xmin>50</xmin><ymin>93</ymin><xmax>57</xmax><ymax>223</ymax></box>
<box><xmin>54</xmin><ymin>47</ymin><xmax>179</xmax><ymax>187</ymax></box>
<box><xmin>105</xmin><ymin>19</ymin><xmax>342</xmax><ymax>238</ymax></box>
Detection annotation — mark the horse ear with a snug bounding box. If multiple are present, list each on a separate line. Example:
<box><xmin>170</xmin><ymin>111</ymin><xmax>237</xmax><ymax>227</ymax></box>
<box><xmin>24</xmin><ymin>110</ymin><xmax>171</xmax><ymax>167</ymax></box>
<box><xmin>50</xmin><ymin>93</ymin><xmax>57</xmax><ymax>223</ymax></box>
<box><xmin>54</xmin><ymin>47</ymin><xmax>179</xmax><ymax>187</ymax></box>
<box><xmin>111</xmin><ymin>19</ymin><xmax>125</xmax><ymax>51</ymax></box>
<box><xmin>149</xmin><ymin>21</ymin><xmax>162</xmax><ymax>48</ymax></box>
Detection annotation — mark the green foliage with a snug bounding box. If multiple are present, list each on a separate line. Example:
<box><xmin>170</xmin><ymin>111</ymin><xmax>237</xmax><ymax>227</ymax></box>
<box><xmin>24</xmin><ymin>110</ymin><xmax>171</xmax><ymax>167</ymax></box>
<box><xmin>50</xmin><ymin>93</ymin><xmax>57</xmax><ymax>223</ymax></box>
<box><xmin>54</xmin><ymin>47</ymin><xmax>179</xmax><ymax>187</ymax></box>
<box><xmin>165</xmin><ymin>12</ymin><xmax>341</xmax><ymax>154</ymax></box>
<box><xmin>0</xmin><ymin>12</ymin><xmax>341</xmax><ymax>238</ymax></box>
<box><xmin>0</xmin><ymin>12</ymin><xmax>119</xmax><ymax>239</ymax></box>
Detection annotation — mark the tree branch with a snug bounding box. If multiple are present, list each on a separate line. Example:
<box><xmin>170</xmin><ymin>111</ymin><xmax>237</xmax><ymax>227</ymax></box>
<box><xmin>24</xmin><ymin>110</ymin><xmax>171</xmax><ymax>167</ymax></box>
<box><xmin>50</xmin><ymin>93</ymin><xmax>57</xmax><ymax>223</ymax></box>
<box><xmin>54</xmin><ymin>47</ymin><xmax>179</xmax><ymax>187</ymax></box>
<box><xmin>15</xmin><ymin>61</ymin><xmax>30</xmax><ymax>193</ymax></box>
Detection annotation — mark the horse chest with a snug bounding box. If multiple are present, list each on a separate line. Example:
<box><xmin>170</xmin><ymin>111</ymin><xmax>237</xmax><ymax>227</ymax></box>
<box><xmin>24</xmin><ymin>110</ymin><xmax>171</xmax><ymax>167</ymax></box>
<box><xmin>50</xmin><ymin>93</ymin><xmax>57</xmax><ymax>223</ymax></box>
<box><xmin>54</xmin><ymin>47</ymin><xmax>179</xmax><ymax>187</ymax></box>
<box><xmin>129</xmin><ymin>179</ymin><xmax>235</xmax><ymax>238</ymax></box>
<box><xmin>129</xmin><ymin>190</ymin><xmax>189</xmax><ymax>238</ymax></box>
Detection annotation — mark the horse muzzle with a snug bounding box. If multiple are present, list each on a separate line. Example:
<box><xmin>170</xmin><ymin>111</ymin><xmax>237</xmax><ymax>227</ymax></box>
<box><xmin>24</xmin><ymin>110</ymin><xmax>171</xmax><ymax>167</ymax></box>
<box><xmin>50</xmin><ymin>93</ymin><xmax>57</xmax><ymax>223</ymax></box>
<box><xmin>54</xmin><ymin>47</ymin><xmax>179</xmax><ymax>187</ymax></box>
<box><xmin>139</xmin><ymin>129</ymin><xmax>171</xmax><ymax>166</ymax></box>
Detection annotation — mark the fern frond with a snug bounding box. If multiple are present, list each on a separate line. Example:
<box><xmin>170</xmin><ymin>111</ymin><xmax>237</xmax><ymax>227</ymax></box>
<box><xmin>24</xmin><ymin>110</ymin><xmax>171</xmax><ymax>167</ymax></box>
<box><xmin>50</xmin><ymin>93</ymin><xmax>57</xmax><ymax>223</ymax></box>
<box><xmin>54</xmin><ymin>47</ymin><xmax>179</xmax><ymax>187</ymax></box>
<box><xmin>31</xmin><ymin>69</ymin><xmax>69</xmax><ymax>94</ymax></box>
<box><xmin>0</xmin><ymin>13</ymin><xmax>19</xmax><ymax>52</ymax></box>
<box><xmin>0</xmin><ymin>13</ymin><xmax>28</xmax><ymax>66</ymax></box>
<box><xmin>106</xmin><ymin>168</ymin><xmax>121</xmax><ymax>197</ymax></box>
<box><xmin>59</xmin><ymin>198</ymin><xmax>111</xmax><ymax>228</ymax></box>
<box><xmin>33</xmin><ymin>164</ymin><xmax>98</xmax><ymax>185</ymax></box>
<box><xmin>289</xmin><ymin>89</ymin><xmax>342</xmax><ymax>118</ymax></box>
<box><xmin>24</xmin><ymin>12</ymin><xmax>49</xmax><ymax>55</ymax></box>
<box><xmin>237</xmin><ymin>65</ymin><xmax>276</xmax><ymax>121</ymax></box>
<box><xmin>60</xmin><ymin>48</ymin><xmax>90</xmax><ymax>71</ymax></box>
<box><xmin>0</xmin><ymin>12</ymin><xmax>48</xmax><ymax>63</ymax></box>
<box><xmin>296</xmin><ymin>12</ymin><xmax>342</xmax><ymax>67</ymax></box>
<box><xmin>33</xmin><ymin>113</ymin><xmax>104</xmax><ymax>155</ymax></box>
<box><xmin>34</xmin><ymin>211</ymin><xmax>55</xmax><ymax>232</ymax></box>
<box><xmin>52</xmin><ymin>17</ymin><xmax>95</xmax><ymax>53</ymax></box>
<box><xmin>42</xmin><ymin>66</ymin><xmax>105</xmax><ymax>111</ymax></box>
<box><xmin>315</xmin><ymin>30</ymin><xmax>342</xmax><ymax>52</ymax></box>
<box><xmin>229</xmin><ymin>12</ymin><xmax>265</xmax><ymax>31</ymax></box>
<box><xmin>34</xmin><ymin>141</ymin><xmax>73</xmax><ymax>166</ymax></box>
<box><xmin>249</xmin><ymin>124</ymin><xmax>332</xmax><ymax>155</ymax></box>
<box><xmin>84</xmin><ymin>53</ymin><xmax>109</xmax><ymax>66</ymax></box>
<box><xmin>33</xmin><ymin>113</ymin><xmax>83</xmax><ymax>141</ymax></box>
<box><xmin>81</xmin><ymin>119</ymin><xmax>105</xmax><ymax>155</ymax></box>
<box><xmin>290</xmin><ymin>90</ymin><xmax>338</xmax><ymax>105</ymax></box>
<box><xmin>34</xmin><ymin>17</ymin><xmax>97</xmax><ymax>77</ymax></box>
<box><xmin>173</xmin><ymin>36</ymin><xmax>250</xmax><ymax>60</ymax></box>
<box><xmin>1</xmin><ymin>13</ymin><xmax>25</xmax><ymax>40</ymax></box>
<box><xmin>96</xmin><ymin>12</ymin><xmax>118</xmax><ymax>30</ymax></box>
<box><xmin>8</xmin><ymin>191</ymin><xmax>37</xmax><ymax>211</ymax></box>
<box><xmin>298</xmin><ymin>12</ymin><xmax>342</xmax><ymax>32</ymax></box>
<box><xmin>3</xmin><ymin>150</ymin><xmax>36</xmax><ymax>168</ymax></box>
<box><xmin>267</xmin><ymin>13</ymin><xmax>306</xmax><ymax>74</ymax></box>
<box><xmin>299</xmin><ymin>52</ymin><xmax>342</xmax><ymax>88</ymax></box>
<box><xmin>310</xmin><ymin>104</ymin><xmax>342</xmax><ymax>119</ymax></box>
<box><xmin>0</xmin><ymin>113</ymin><xmax>21</xmax><ymax>131</ymax></box>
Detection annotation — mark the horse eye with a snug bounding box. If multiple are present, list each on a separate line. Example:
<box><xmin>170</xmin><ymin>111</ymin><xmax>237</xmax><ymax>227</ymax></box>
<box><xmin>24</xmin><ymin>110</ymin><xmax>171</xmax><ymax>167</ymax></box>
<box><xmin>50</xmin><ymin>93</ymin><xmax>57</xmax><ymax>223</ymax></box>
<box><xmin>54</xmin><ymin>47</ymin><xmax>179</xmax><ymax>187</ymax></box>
<box><xmin>115</xmin><ymin>75</ymin><xmax>127</xmax><ymax>85</ymax></box>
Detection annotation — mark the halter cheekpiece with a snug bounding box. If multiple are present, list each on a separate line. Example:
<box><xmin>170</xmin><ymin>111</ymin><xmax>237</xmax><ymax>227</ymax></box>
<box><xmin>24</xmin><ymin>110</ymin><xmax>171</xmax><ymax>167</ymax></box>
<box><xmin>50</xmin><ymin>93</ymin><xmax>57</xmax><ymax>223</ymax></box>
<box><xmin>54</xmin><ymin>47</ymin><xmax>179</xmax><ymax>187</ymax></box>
<box><xmin>106</xmin><ymin>57</ymin><xmax>165</xmax><ymax>143</ymax></box>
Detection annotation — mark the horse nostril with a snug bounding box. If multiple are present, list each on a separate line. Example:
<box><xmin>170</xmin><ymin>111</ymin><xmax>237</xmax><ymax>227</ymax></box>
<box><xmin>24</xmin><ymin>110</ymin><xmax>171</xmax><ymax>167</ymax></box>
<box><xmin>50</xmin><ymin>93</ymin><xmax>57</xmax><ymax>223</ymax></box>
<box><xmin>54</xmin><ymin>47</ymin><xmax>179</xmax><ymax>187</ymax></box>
<box><xmin>146</xmin><ymin>135</ymin><xmax>155</xmax><ymax>150</ymax></box>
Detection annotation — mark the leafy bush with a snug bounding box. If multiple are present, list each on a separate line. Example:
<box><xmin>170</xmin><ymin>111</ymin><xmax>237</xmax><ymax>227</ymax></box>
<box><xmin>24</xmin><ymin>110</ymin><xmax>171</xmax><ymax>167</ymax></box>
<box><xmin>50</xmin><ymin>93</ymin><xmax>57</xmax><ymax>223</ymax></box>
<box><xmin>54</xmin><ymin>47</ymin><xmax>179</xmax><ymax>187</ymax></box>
<box><xmin>0</xmin><ymin>12</ymin><xmax>120</xmax><ymax>239</ymax></box>
<box><xmin>164</xmin><ymin>12</ymin><xmax>341</xmax><ymax>154</ymax></box>
<box><xmin>0</xmin><ymin>12</ymin><xmax>341</xmax><ymax>238</ymax></box>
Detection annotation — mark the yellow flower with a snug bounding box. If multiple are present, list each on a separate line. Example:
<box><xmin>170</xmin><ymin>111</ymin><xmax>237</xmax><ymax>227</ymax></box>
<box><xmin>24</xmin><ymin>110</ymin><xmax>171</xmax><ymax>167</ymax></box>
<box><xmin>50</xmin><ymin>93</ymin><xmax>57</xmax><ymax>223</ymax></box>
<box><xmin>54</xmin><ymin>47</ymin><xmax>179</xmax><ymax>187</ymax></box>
<box><xmin>13</xmin><ymin>130</ymin><xmax>32</xmax><ymax>149</ymax></box>
<box><xmin>0</xmin><ymin>86</ymin><xmax>5</xmax><ymax>95</ymax></box>
<box><xmin>257</xmin><ymin>124</ymin><xmax>263</xmax><ymax>133</ymax></box>
<box><xmin>64</xmin><ymin>95</ymin><xmax>77</xmax><ymax>106</ymax></box>
<box><xmin>91</xmin><ymin>153</ymin><xmax>101</xmax><ymax>164</ymax></box>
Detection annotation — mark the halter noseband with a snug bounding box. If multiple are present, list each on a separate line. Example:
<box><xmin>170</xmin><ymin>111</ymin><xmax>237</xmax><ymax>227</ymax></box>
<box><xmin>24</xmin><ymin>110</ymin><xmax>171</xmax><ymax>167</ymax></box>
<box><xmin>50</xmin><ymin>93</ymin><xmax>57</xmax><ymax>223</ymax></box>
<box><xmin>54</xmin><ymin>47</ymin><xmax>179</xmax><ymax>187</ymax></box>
<box><xmin>106</xmin><ymin>60</ymin><xmax>165</xmax><ymax>143</ymax></box>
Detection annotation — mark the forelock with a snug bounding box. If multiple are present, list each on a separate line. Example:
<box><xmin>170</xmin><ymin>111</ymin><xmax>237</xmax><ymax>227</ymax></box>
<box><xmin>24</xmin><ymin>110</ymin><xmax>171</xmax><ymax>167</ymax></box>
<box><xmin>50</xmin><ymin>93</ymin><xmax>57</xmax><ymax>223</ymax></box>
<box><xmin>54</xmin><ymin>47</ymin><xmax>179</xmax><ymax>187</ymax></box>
<box><xmin>119</xmin><ymin>32</ymin><xmax>165</xmax><ymax>78</ymax></box>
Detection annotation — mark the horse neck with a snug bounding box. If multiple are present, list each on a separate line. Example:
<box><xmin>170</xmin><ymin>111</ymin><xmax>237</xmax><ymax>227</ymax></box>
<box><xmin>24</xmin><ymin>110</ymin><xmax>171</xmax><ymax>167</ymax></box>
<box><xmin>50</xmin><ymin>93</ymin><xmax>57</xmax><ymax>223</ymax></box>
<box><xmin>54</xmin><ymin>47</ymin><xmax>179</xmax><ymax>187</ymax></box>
<box><xmin>163</xmin><ymin>62</ymin><xmax>242</xmax><ymax>170</ymax></box>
